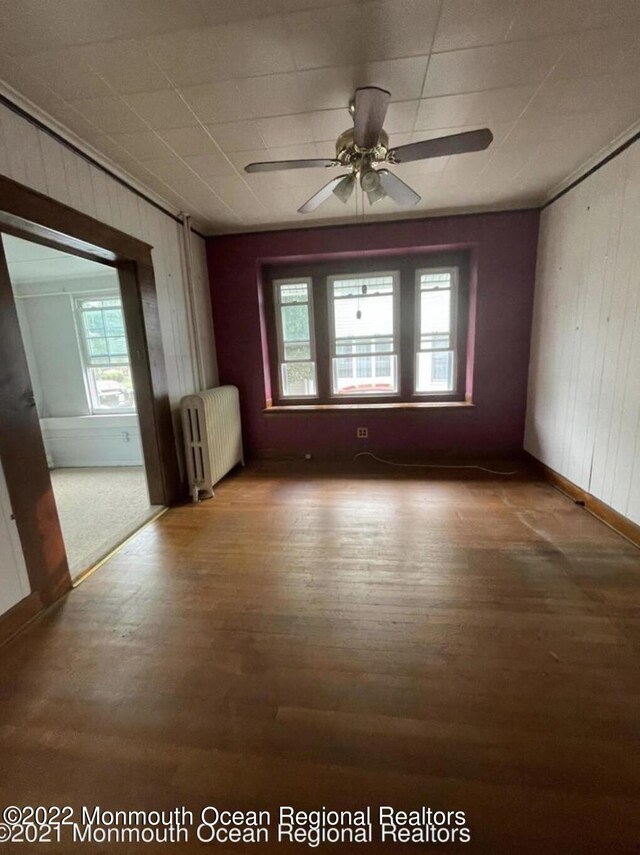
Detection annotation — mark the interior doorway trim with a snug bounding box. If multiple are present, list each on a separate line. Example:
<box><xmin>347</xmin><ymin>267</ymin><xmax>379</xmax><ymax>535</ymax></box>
<box><xmin>0</xmin><ymin>173</ymin><xmax>181</xmax><ymax>608</ymax></box>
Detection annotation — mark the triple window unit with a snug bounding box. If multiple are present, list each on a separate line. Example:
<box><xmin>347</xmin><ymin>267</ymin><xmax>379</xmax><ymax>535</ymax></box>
<box><xmin>265</xmin><ymin>254</ymin><xmax>469</xmax><ymax>406</ymax></box>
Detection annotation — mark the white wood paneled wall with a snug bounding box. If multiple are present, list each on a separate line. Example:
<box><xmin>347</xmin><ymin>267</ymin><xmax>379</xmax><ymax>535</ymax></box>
<box><xmin>525</xmin><ymin>143</ymin><xmax>640</xmax><ymax>526</ymax></box>
<box><xmin>0</xmin><ymin>101</ymin><xmax>218</xmax><ymax>410</ymax></box>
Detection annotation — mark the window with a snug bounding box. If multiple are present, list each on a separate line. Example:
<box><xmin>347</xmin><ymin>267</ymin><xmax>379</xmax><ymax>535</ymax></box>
<box><xmin>274</xmin><ymin>279</ymin><xmax>317</xmax><ymax>398</ymax></box>
<box><xmin>265</xmin><ymin>254</ymin><xmax>468</xmax><ymax>406</ymax></box>
<box><xmin>329</xmin><ymin>273</ymin><xmax>398</xmax><ymax>396</ymax></box>
<box><xmin>415</xmin><ymin>269</ymin><xmax>457</xmax><ymax>394</ymax></box>
<box><xmin>76</xmin><ymin>296</ymin><xmax>136</xmax><ymax>412</ymax></box>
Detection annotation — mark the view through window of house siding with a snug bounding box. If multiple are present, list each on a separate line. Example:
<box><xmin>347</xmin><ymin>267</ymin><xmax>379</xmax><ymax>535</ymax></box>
<box><xmin>77</xmin><ymin>296</ymin><xmax>136</xmax><ymax>412</ymax></box>
<box><xmin>277</xmin><ymin>280</ymin><xmax>317</xmax><ymax>397</ymax></box>
<box><xmin>331</xmin><ymin>274</ymin><xmax>397</xmax><ymax>395</ymax></box>
<box><xmin>416</xmin><ymin>271</ymin><xmax>455</xmax><ymax>393</ymax></box>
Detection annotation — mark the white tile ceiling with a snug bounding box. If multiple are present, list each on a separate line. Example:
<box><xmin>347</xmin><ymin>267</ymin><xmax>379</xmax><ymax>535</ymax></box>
<box><xmin>0</xmin><ymin>0</ymin><xmax>639</xmax><ymax>233</ymax></box>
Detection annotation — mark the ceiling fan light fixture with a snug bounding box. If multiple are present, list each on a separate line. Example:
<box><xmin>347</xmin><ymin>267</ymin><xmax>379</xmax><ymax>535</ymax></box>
<box><xmin>365</xmin><ymin>185</ymin><xmax>385</xmax><ymax>205</ymax></box>
<box><xmin>360</xmin><ymin>167</ymin><xmax>385</xmax><ymax>204</ymax></box>
<box><xmin>332</xmin><ymin>174</ymin><xmax>355</xmax><ymax>204</ymax></box>
<box><xmin>360</xmin><ymin>167</ymin><xmax>380</xmax><ymax>193</ymax></box>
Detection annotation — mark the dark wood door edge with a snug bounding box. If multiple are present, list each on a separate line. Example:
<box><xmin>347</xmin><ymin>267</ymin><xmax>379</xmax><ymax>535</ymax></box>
<box><xmin>119</xmin><ymin>263</ymin><xmax>181</xmax><ymax>505</ymax></box>
<box><xmin>524</xmin><ymin>451</ymin><xmax>640</xmax><ymax>550</ymax></box>
<box><xmin>0</xmin><ymin>239</ymin><xmax>72</xmax><ymax>604</ymax></box>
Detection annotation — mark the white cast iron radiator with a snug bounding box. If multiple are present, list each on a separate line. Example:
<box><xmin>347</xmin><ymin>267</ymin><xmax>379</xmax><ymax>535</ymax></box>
<box><xmin>181</xmin><ymin>386</ymin><xmax>244</xmax><ymax>502</ymax></box>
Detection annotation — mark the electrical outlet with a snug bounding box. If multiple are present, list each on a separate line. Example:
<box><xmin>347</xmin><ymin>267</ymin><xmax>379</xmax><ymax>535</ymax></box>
<box><xmin>357</xmin><ymin>427</ymin><xmax>368</xmax><ymax>439</ymax></box>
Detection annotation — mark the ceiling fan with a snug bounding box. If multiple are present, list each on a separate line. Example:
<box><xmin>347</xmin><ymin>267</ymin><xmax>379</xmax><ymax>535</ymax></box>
<box><xmin>244</xmin><ymin>87</ymin><xmax>493</xmax><ymax>214</ymax></box>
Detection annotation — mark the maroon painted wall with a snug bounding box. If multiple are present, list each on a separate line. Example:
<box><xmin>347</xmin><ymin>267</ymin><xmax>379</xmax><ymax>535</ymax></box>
<box><xmin>207</xmin><ymin>210</ymin><xmax>539</xmax><ymax>457</ymax></box>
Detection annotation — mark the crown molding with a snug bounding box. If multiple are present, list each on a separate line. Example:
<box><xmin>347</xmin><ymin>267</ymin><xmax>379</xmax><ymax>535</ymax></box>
<box><xmin>543</xmin><ymin>116</ymin><xmax>640</xmax><ymax>207</ymax></box>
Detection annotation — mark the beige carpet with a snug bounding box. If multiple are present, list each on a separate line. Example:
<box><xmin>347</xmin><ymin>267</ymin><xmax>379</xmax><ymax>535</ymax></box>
<box><xmin>50</xmin><ymin>466</ymin><xmax>162</xmax><ymax>578</ymax></box>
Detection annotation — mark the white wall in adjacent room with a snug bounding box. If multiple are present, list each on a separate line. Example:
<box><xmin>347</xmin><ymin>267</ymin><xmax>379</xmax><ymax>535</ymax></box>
<box><xmin>39</xmin><ymin>415</ymin><xmax>143</xmax><ymax>468</ymax></box>
<box><xmin>525</xmin><ymin>142</ymin><xmax>640</xmax><ymax>526</ymax></box>
<box><xmin>13</xmin><ymin>273</ymin><xmax>119</xmax><ymax>418</ymax></box>
<box><xmin>12</xmin><ymin>272</ymin><xmax>145</xmax><ymax>468</ymax></box>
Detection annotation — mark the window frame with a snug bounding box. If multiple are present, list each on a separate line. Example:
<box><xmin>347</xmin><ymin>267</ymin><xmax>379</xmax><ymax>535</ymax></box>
<box><xmin>273</xmin><ymin>276</ymin><xmax>318</xmax><ymax>400</ymax></box>
<box><xmin>327</xmin><ymin>269</ymin><xmax>401</xmax><ymax>399</ymax></box>
<box><xmin>264</xmin><ymin>252</ymin><xmax>470</xmax><ymax>407</ymax></box>
<box><xmin>413</xmin><ymin>266</ymin><xmax>460</xmax><ymax>398</ymax></box>
<box><xmin>75</xmin><ymin>294</ymin><xmax>137</xmax><ymax>415</ymax></box>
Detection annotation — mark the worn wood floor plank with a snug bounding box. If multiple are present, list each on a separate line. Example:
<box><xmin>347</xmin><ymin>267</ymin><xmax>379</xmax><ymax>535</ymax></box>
<box><xmin>0</xmin><ymin>462</ymin><xmax>639</xmax><ymax>854</ymax></box>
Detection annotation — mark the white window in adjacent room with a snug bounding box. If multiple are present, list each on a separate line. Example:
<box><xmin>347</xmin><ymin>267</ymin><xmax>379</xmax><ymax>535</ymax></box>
<box><xmin>76</xmin><ymin>296</ymin><xmax>136</xmax><ymax>413</ymax></box>
<box><xmin>415</xmin><ymin>269</ymin><xmax>457</xmax><ymax>394</ymax></box>
<box><xmin>274</xmin><ymin>279</ymin><xmax>317</xmax><ymax>398</ymax></box>
<box><xmin>328</xmin><ymin>272</ymin><xmax>399</xmax><ymax>396</ymax></box>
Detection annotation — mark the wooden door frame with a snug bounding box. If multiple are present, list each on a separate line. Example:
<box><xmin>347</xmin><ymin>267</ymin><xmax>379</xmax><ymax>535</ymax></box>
<box><xmin>0</xmin><ymin>174</ymin><xmax>181</xmax><ymax>607</ymax></box>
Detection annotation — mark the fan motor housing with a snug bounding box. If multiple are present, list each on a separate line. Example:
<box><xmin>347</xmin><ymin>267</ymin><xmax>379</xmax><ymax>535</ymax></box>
<box><xmin>335</xmin><ymin>128</ymin><xmax>389</xmax><ymax>166</ymax></box>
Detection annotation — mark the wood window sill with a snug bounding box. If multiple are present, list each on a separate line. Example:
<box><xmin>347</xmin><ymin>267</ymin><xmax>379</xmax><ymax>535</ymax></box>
<box><xmin>263</xmin><ymin>401</ymin><xmax>475</xmax><ymax>413</ymax></box>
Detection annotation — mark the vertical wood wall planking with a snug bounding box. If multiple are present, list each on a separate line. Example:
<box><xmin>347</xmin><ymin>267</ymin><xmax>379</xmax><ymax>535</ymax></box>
<box><xmin>0</xmin><ymin>103</ymin><xmax>218</xmax><ymax>416</ymax></box>
<box><xmin>525</xmin><ymin>143</ymin><xmax>640</xmax><ymax>526</ymax></box>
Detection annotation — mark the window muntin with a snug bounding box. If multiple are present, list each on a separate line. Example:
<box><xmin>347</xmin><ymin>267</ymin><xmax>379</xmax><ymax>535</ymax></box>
<box><xmin>76</xmin><ymin>296</ymin><xmax>136</xmax><ymax>413</ymax></box>
<box><xmin>274</xmin><ymin>279</ymin><xmax>317</xmax><ymax>398</ymax></box>
<box><xmin>329</xmin><ymin>273</ymin><xmax>399</xmax><ymax>396</ymax></box>
<box><xmin>415</xmin><ymin>269</ymin><xmax>457</xmax><ymax>394</ymax></box>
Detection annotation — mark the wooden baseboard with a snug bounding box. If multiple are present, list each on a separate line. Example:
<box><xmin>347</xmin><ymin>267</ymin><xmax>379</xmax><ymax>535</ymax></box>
<box><xmin>0</xmin><ymin>591</ymin><xmax>43</xmax><ymax>647</ymax></box>
<box><xmin>525</xmin><ymin>451</ymin><xmax>640</xmax><ymax>549</ymax></box>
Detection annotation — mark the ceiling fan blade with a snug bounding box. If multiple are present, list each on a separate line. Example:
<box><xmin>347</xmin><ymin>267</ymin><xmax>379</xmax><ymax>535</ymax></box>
<box><xmin>353</xmin><ymin>86</ymin><xmax>391</xmax><ymax>149</ymax></box>
<box><xmin>332</xmin><ymin>174</ymin><xmax>355</xmax><ymax>204</ymax></box>
<box><xmin>245</xmin><ymin>158</ymin><xmax>338</xmax><ymax>173</ymax></box>
<box><xmin>390</xmin><ymin>128</ymin><xmax>493</xmax><ymax>163</ymax></box>
<box><xmin>377</xmin><ymin>169</ymin><xmax>420</xmax><ymax>208</ymax></box>
<box><xmin>298</xmin><ymin>176</ymin><xmax>350</xmax><ymax>214</ymax></box>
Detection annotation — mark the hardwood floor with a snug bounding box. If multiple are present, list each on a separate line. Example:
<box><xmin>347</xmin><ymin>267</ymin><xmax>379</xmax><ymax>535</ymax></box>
<box><xmin>1</xmin><ymin>461</ymin><xmax>639</xmax><ymax>854</ymax></box>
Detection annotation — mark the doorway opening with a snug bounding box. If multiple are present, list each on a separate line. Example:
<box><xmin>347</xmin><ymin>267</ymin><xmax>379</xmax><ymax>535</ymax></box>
<box><xmin>1</xmin><ymin>233</ymin><xmax>162</xmax><ymax>579</ymax></box>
